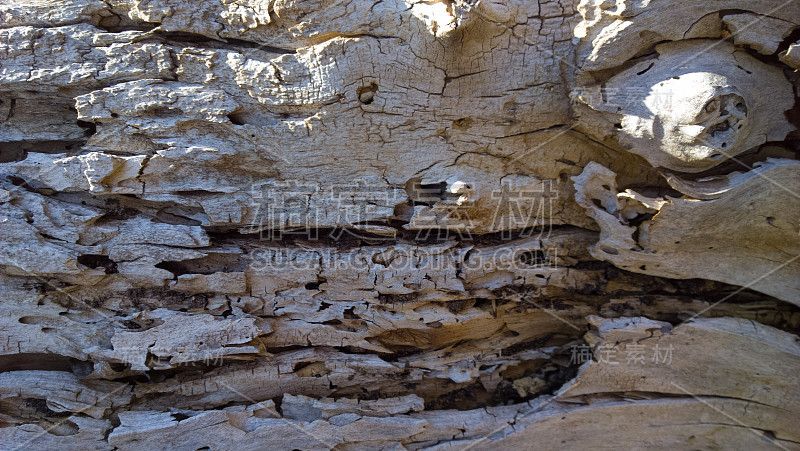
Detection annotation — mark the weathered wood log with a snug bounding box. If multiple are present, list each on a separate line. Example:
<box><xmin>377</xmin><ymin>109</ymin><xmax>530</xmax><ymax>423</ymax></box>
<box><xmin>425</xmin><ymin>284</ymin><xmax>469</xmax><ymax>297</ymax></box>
<box><xmin>1</xmin><ymin>0</ymin><xmax>799</xmax><ymax>449</ymax></box>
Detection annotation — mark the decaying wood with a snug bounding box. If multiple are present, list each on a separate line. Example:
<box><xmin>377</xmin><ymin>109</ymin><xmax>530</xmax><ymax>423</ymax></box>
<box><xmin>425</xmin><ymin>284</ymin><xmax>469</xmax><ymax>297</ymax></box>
<box><xmin>572</xmin><ymin>159</ymin><xmax>800</xmax><ymax>302</ymax></box>
<box><xmin>1</xmin><ymin>0</ymin><xmax>799</xmax><ymax>449</ymax></box>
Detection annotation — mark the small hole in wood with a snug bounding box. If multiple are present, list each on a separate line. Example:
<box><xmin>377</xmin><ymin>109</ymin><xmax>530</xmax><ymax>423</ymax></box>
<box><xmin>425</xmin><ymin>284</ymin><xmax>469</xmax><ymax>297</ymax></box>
<box><xmin>357</xmin><ymin>82</ymin><xmax>378</xmax><ymax>105</ymax></box>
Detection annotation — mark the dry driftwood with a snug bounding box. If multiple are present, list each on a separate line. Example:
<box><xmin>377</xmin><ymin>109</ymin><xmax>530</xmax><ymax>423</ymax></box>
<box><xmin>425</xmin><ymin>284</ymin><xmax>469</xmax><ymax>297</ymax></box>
<box><xmin>1</xmin><ymin>0</ymin><xmax>799</xmax><ymax>449</ymax></box>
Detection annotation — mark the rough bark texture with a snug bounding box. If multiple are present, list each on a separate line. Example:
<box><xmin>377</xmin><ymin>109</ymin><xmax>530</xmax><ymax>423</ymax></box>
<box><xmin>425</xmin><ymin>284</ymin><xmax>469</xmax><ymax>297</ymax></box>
<box><xmin>1</xmin><ymin>0</ymin><xmax>799</xmax><ymax>449</ymax></box>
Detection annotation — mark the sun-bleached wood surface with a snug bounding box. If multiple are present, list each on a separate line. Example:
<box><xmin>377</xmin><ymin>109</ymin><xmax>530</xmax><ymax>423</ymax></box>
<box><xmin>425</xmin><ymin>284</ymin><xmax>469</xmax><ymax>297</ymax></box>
<box><xmin>1</xmin><ymin>0</ymin><xmax>799</xmax><ymax>449</ymax></box>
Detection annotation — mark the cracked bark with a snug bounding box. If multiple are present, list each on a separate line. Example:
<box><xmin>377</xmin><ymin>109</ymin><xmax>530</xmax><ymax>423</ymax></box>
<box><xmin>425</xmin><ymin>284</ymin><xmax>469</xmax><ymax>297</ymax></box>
<box><xmin>1</xmin><ymin>0</ymin><xmax>799</xmax><ymax>449</ymax></box>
